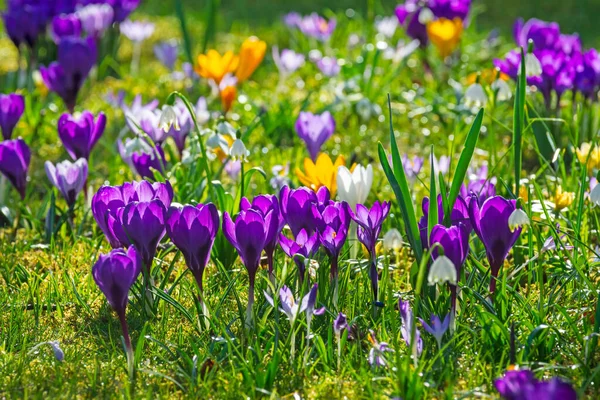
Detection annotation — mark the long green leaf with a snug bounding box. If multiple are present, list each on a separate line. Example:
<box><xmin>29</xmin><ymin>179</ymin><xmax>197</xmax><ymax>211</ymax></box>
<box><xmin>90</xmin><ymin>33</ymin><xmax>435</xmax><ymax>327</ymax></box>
<box><xmin>175</xmin><ymin>0</ymin><xmax>194</xmax><ymax>64</ymax></box>
<box><xmin>427</xmin><ymin>146</ymin><xmax>437</xmax><ymax>243</ymax></box>
<box><xmin>445</xmin><ymin>108</ymin><xmax>484</xmax><ymax>224</ymax></box>
<box><xmin>378</xmin><ymin>94</ymin><xmax>422</xmax><ymax>263</ymax></box>
<box><xmin>513</xmin><ymin>46</ymin><xmax>527</xmax><ymax>193</ymax></box>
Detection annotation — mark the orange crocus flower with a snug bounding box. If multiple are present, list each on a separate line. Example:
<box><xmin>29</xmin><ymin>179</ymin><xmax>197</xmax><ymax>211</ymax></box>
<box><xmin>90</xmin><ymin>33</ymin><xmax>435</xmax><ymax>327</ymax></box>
<box><xmin>235</xmin><ymin>37</ymin><xmax>266</xmax><ymax>83</ymax></box>
<box><xmin>195</xmin><ymin>50</ymin><xmax>239</xmax><ymax>84</ymax></box>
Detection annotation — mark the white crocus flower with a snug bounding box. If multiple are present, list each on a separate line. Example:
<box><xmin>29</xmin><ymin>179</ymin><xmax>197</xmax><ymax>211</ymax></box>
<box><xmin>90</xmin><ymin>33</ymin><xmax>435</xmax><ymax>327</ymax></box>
<box><xmin>491</xmin><ymin>79</ymin><xmax>512</xmax><ymax>101</ymax></box>
<box><xmin>337</xmin><ymin>164</ymin><xmax>373</xmax><ymax>208</ymax></box>
<box><xmin>427</xmin><ymin>256</ymin><xmax>457</xmax><ymax>286</ymax></box>
<box><xmin>465</xmin><ymin>83</ymin><xmax>488</xmax><ymax>107</ymax></box>
<box><xmin>158</xmin><ymin>105</ymin><xmax>180</xmax><ymax>132</ymax></box>
<box><xmin>508</xmin><ymin>208</ymin><xmax>530</xmax><ymax>231</ymax></box>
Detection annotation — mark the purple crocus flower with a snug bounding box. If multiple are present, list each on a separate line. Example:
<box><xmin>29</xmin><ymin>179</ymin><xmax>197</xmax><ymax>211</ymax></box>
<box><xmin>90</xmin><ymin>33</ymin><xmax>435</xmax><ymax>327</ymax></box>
<box><xmin>0</xmin><ymin>93</ymin><xmax>25</xmax><ymax>140</ymax></box>
<box><xmin>51</xmin><ymin>14</ymin><xmax>82</xmax><ymax>42</ymax></box>
<box><xmin>0</xmin><ymin>138</ymin><xmax>30</xmax><ymax>200</ymax></box>
<box><xmin>468</xmin><ymin>195</ymin><xmax>522</xmax><ymax>294</ymax></box>
<box><xmin>353</xmin><ymin>201</ymin><xmax>390</xmax><ymax>302</ymax></box>
<box><xmin>122</xmin><ymin>94</ymin><xmax>159</xmax><ymax>115</ymax></box>
<box><xmin>58</xmin><ymin>111</ymin><xmax>106</xmax><ymax>160</ymax></box>
<box><xmin>265</xmin><ymin>284</ymin><xmax>325</xmax><ymax>324</ymax></box>
<box><xmin>314</xmin><ymin>201</ymin><xmax>352</xmax><ymax>281</ymax></box>
<box><xmin>514</xmin><ymin>18</ymin><xmax>561</xmax><ymax>51</ymax></box>
<box><xmin>399</xmin><ymin>299</ymin><xmax>423</xmax><ymax>356</ymax></box>
<box><xmin>121</xmin><ymin>199</ymin><xmax>167</xmax><ymax>275</ymax></box>
<box><xmin>223</xmin><ymin>208</ymin><xmax>273</xmax><ymax>326</ymax></box>
<box><xmin>131</xmin><ymin>145</ymin><xmax>167</xmax><ymax>180</ymax></box>
<box><xmin>283</xmin><ymin>12</ymin><xmax>301</xmax><ymax>28</ymax></box>
<box><xmin>40</xmin><ymin>37</ymin><xmax>97</xmax><ymax>112</ymax></box>
<box><xmin>111</xmin><ymin>0</ymin><xmax>141</xmax><ymax>23</ymax></box>
<box><xmin>494</xmin><ymin>369</ymin><xmax>577</xmax><ymax>400</ymax></box>
<box><xmin>92</xmin><ymin>180</ymin><xmax>173</xmax><ymax>248</ymax></box>
<box><xmin>240</xmin><ymin>195</ymin><xmax>282</xmax><ymax>279</ymax></box>
<box><xmin>45</xmin><ymin>158</ymin><xmax>88</xmax><ymax>207</ymax></box>
<box><xmin>92</xmin><ymin>246</ymin><xmax>141</xmax><ymax>347</ymax></box>
<box><xmin>429</xmin><ymin>223</ymin><xmax>470</xmax><ymax>317</ymax></box>
<box><xmin>2</xmin><ymin>3</ymin><xmax>50</xmax><ymax>50</ymax></box>
<box><xmin>76</xmin><ymin>4</ymin><xmax>114</xmax><ymax>38</ymax></box>
<box><xmin>166</xmin><ymin>203</ymin><xmax>219</xmax><ymax>296</ymax></box>
<box><xmin>461</xmin><ymin>179</ymin><xmax>496</xmax><ymax>205</ymax></box>
<box><xmin>154</xmin><ymin>41</ymin><xmax>179</xmax><ymax>70</ymax></box>
<box><xmin>419</xmin><ymin>314</ymin><xmax>450</xmax><ymax>349</ymax></box>
<box><xmin>279</xmin><ymin>228</ymin><xmax>320</xmax><ymax>285</ymax></box>
<box><xmin>418</xmin><ymin>195</ymin><xmax>471</xmax><ymax>247</ymax></box>
<box><xmin>316</xmin><ymin>57</ymin><xmax>340</xmax><ymax>77</ymax></box>
<box><xmin>294</xmin><ymin>111</ymin><xmax>335</xmax><ymax>162</ymax></box>
<box><xmin>401</xmin><ymin>154</ymin><xmax>424</xmax><ymax>182</ymax></box>
<box><xmin>126</xmin><ymin>109</ymin><xmax>169</xmax><ymax>144</ymax></box>
<box><xmin>279</xmin><ymin>185</ymin><xmax>330</xmax><ymax>237</ymax></box>
<box><xmin>297</xmin><ymin>13</ymin><xmax>336</xmax><ymax>41</ymax></box>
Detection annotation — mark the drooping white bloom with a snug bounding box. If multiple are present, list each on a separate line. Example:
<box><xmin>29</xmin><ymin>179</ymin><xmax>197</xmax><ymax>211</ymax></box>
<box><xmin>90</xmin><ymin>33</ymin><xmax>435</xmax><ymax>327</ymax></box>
<box><xmin>491</xmin><ymin>79</ymin><xmax>512</xmax><ymax>101</ymax></box>
<box><xmin>158</xmin><ymin>105</ymin><xmax>180</xmax><ymax>132</ymax></box>
<box><xmin>465</xmin><ymin>83</ymin><xmax>488</xmax><ymax>107</ymax></box>
<box><xmin>508</xmin><ymin>208</ymin><xmax>530</xmax><ymax>231</ymax></box>
<box><xmin>590</xmin><ymin>182</ymin><xmax>600</xmax><ymax>207</ymax></box>
<box><xmin>229</xmin><ymin>139</ymin><xmax>249</xmax><ymax>162</ymax></box>
<box><xmin>520</xmin><ymin>53</ymin><xmax>542</xmax><ymax>77</ymax></box>
<box><xmin>337</xmin><ymin>164</ymin><xmax>373</xmax><ymax>208</ymax></box>
<box><xmin>382</xmin><ymin>228</ymin><xmax>403</xmax><ymax>251</ymax></box>
<box><xmin>375</xmin><ymin>16</ymin><xmax>398</xmax><ymax>38</ymax></box>
<box><xmin>427</xmin><ymin>255</ymin><xmax>457</xmax><ymax>286</ymax></box>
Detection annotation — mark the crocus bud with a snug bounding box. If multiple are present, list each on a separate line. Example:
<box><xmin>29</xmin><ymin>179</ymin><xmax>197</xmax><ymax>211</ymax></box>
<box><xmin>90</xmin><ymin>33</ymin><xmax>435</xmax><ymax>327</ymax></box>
<box><xmin>45</xmin><ymin>158</ymin><xmax>88</xmax><ymax>207</ymax></box>
<box><xmin>0</xmin><ymin>93</ymin><xmax>25</xmax><ymax>140</ymax></box>
<box><xmin>0</xmin><ymin>138</ymin><xmax>30</xmax><ymax>199</ymax></box>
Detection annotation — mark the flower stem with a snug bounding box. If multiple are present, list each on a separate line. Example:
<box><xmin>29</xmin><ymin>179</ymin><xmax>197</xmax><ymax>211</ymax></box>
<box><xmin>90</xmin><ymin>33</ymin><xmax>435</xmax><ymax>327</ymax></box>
<box><xmin>336</xmin><ymin>334</ymin><xmax>341</xmax><ymax>371</ymax></box>
<box><xmin>245</xmin><ymin>275</ymin><xmax>255</xmax><ymax>330</ymax></box>
<box><xmin>118</xmin><ymin>311</ymin><xmax>134</xmax><ymax>381</ymax></box>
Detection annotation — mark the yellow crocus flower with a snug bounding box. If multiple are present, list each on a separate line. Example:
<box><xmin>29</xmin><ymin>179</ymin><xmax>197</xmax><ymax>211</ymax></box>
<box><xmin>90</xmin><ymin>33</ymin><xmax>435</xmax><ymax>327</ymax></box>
<box><xmin>426</xmin><ymin>18</ymin><xmax>463</xmax><ymax>59</ymax></box>
<box><xmin>195</xmin><ymin>50</ymin><xmax>239</xmax><ymax>84</ymax></box>
<box><xmin>295</xmin><ymin>153</ymin><xmax>346</xmax><ymax>196</ymax></box>
<box><xmin>576</xmin><ymin>142</ymin><xmax>600</xmax><ymax>173</ymax></box>
<box><xmin>554</xmin><ymin>186</ymin><xmax>574</xmax><ymax>211</ymax></box>
<box><xmin>235</xmin><ymin>37</ymin><xmax>266</xmax><ymax>83</ymax></box>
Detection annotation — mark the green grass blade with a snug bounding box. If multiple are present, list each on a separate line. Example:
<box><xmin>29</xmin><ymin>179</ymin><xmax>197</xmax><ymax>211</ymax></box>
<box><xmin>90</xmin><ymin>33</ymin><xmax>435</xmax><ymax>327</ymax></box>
<box><xmin>427</xmin><ymin>146</ymin><xmax>437</xmax><ymax>242</ymax></box>
<box><xmin>445</xmin><ymin>108</ymin><xmax>484</xmax><ymax>224</ymax></box>
<box><xmin>513</xmin><ymin>46</ymin><xmax>527</xmax><ymax>194</ymax></box>
<box><xmin>175</xmin><ymin>0</ymin><xmax>194</xmax><ymax>64</ymax></box>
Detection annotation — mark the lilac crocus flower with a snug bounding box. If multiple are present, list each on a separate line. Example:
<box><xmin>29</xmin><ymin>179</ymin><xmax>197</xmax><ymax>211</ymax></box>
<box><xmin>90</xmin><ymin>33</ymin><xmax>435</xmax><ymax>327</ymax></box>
<box><xmin>283</xmin><ymin>12</ymin><xmax>301</xmax><ymax>28</ymax></box>
<box><xmin>154</xmin><ymin>41</ymin><xmax>179</xmax><ymax>70</ymax></box>
<box><xmin>468</xmin><ymin>195</ymin><xmax>522</xmax><ymax>294</ymax></box>
<box><xmin>353</xmin><ymin>201</ymin><xmax>391</xmax><ymax>302</ymax></box>
<box><xmin>240</xmin><ymin>195</ymin><xmax>282</xmax><ymax>279</ymax></box>
<box><xmin>0</xmin><ymin>138</ymin><xmax>30</xmax><ymax>200</ymax></box>
<box><xmin>298</xmin><ymin>13</ymin><xmax>336</xmax><ymax>41</ymax></box>
<box><xmin>399</xmin><ymin>299</ymin><xmax>423</xmax><ymax>356</ymax></box>
<box><xmin>121</xmin><ymin>199</ymin><xmax>167</xmax><ymax>275</ymax></box>
<box><xmin>120</xmin><ymin>20</ymin><xmax>155</xmax><ymax>42</ymax></box>
<box><xmin>76</xmin><ymin>4</ymin><xmax>114</xmax><ymax>38</ymax></box>
<box><xmin>92</xmin><ymin>180</ymin><xmax>173</xmax><ymax>248</ymax></box>
<box><xmin>334</xmin><ymin>312</ymin><xmax>348</xmax><ymax>336</ymax></box>
<box><xmin>279</xmin><ymin>228</ymin><xmax>320</xmax><ymax>285</ymax></box>
<box><xmin>166</xmin><ymin>203</ymin><xmax>219</xmax><ymax>296</ymax></box>
<box><xmin>429</xmin><ymin>223</ymin><xmax>470</xmax><ymax>318</ymax></box>
<box><xmin>0</xmin><ymin>93</ymin><xmax>25</xmax><ymax>140</ymax></box>
<box><xmin>273</xmin><ymin>47</ymin><xmax>305</xmax><ymax>77</ymax></box>
<box><xmin>45</xmin><ymin>158</ymin><xmax>88</xmax><ymax>207</ymax></box>
<box><xmin>51</xmin><ymin>14</ymin><xmax>82</xmax><ymax>42</ymax></box>
<box><xmin>223</xmin><ymin>208</ymin><xmax>273</xmax><ymax>326</ymax></box>
<box><xmin>279</xmin><ymin>185</ymin><xmax>330</xmax><ymax>236</ymax></box>
<box><xmin>514</xmin><ymin>18</ymin><xmax>561</xmax><ymax>51</ymax></box>
<box><xmin>40</xmin><ymin>37</ymin><xmax>97</xmax><ymax>112</ymax></box>
<box><xmin>461</xmin><ymin>179</ymin><xmax>496</xmax><ymax>205</ymax></box>
<box><xmin>401</xmin><ymin>154</ymin><xmax>424</xmax><ymax>182</ymax></box>
<box><xmin>294</xmin><ymin>111</ymin><xmax>335</xmax><ymax>162</ymax></box>
<box><xmin>122</xmin><ymin>94</ymin><xmax>159</xmax><ymax>115</ymax></box>
<box><xmin>265</xmin><ymin>284</ymin><xmax>325</xmax><ymax>325</ymax></box>
<box><xmin>126</xmin><ymin>109</ymin><xmax>169</xmax><ymax>144</ymax></box>
<box><xmin>316</xmin><ymin>57</ymin><xmax>340</xmax><ymax>77</ymax></box>
<box><xmin>314</xmin><ymin>201</ymin><xmax>352</xmax><ymax>281</ymax></box>
<box><xmin>92</xmin><ymin>245</ymin><xmax>141</xmax><ymax>371</ymax></box>
<box><xmin>368</xmin><ymin>330</ymin><xmax>393</xmax><ymax>368</ymax></box>
<box><xmin>58</xmin><ymin>111</ymin><xmax>106</xmax><ymax>160</ymax></box>
<box><xmin>419</xmin><ymin>314</ymin><xmax>450</xmax><ymax>349</ymax></box>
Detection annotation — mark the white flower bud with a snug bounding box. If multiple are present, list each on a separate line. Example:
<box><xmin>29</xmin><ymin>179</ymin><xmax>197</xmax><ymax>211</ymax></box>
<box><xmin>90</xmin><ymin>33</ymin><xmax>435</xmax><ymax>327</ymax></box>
<box><xmin>428</xmin><ymin>255</ymin><xmax>457</xmax><ymax>286</ymax></box>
